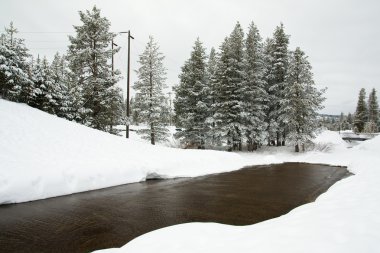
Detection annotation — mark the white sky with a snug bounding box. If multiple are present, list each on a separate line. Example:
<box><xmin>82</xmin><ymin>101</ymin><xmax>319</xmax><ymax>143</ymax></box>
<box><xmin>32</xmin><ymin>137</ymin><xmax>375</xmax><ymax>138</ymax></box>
<box><xmin>1</xmin><ymin>0</ymin><xmax>379</xmax><ymax>115</ymax></box>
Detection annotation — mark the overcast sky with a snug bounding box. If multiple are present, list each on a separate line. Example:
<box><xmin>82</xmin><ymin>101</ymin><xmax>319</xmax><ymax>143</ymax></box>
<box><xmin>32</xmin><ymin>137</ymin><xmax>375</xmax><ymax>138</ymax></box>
<box><xmin>1</xmin><ymin>0</ymin><xmax>379</xmax><ymax>115</ymax></box>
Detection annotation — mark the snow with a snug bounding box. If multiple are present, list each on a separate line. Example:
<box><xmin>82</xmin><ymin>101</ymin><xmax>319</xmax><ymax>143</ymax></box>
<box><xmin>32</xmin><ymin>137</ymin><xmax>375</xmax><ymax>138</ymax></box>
<box><xmin>93</xmin><ymin>135</ymin><xmax>380</xmax><ymax>253</ymax></box>
<box><xmin>311</xmin><ymin>129</ymin><xmax>349</xmax><ymax>151</ymax></box>
<box><xmin>2</xmin><ymin>99</ymin><xmax>380</xmax><ymax>253</ymax></box>
<box><xmin>114</xmin><ymin>124</ymin><xmax>180</xmax><ymax>147</ymax></box>
<box><xmin>0</xmin><ymin>99</ymin><xmax>246</xmax><ymax>204</ymax></box>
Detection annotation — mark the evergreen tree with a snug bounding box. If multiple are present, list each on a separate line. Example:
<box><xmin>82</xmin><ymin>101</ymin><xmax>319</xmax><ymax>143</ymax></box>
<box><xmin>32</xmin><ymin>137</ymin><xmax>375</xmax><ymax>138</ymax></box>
<box><xmin>242</xmin><ymin>22</ymin><xmax>267</xmax><ymax>151</ymax></box>
<box><xmin>50</xmin><ymin>53</ymin><xmax>73</xmax><ymax>118</ymax></box>
<box><xmin>133</xmin><ymin>36</ymin><xmax>169</xmax><ymax>144</ymax></box>
<box><xmin>129</xmin><ymin>96</ymin><xmax>140</xmax><ymax>125</ymax></box>
<box><xmin>283</xmin><ymin>47</ymin><xmax>325</xmax><ymax>152</ymax></box>
<box><xmin>206</xmin><ymin>47</ymin><xmax>220</xmax><ymax>146</ymax></box>
<box><xmin>367</xmin><ymin>88</ymin><xmax>379</xmax><ymax>132</ymax></box>
<box><xmin>67</xmin><ymin>6</ymin><xmax>121</xmax><ymax>131</ymax></box>
<box><xmin>266</xmin><ymin>23</ymin><xmax>290</xmax><ymax>146</ymax></box>
<box><xmin>29</xmin><ymin>56</ymin><xmax>57</xmax><ymax>114</ymax></box>
<box><xmin>174</xmin><ymin>38</ymin><xmax>209</xmax><ymax>148</ymax></box>
<box><xmin>354</xmin><ymin>88</ymin><xmax>367</xmax><ymax>133</ymax></box>
<box><xmin>104</xmin><ymin>86</ymin><xmax>124</xmax><ymax>134</ymax></box>
<box><xmin>0</xmin><ymin>22</ymin><xmax>32</xmax><ymax>102</ymax></box>
<box><xmin>214</xmin><ymin>22</ymin><xmax>245</xmax><ymax>151</ymax></box>
<box><xmin>347</xmin><ymin>112</ymin><xmax>353</xmax><ymax>125</ymax></box>
<box><xmin>263</xmin><ymin>38</ymin><xmax>278</xmax><ymax>145</ymax></box>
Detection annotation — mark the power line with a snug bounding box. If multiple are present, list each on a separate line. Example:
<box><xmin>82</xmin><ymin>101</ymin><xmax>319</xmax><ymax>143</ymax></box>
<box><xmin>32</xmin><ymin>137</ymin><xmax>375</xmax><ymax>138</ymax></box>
<box><xmin>27</xmin><ymin>40</ymin><xmax>69</xmax><ymax>42</ymax></box>
<box><xmin>29</xmin><ymin>47</ymin><xmax>68</xmax><ymax>49</ymax></box>
<box><xmin>15</xmin><ymin>31</ymin><xmax>74</xmax><ymax>34</ymax></box>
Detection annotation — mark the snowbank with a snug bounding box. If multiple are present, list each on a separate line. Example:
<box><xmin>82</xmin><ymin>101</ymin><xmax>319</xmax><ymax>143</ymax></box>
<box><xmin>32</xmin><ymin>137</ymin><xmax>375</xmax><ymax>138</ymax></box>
<box><xmin>94</xmin><ymin>138</ymin><xmax>380</xmax><ymax>253</ymax></box>
<box><xmin>0</xmin><ymin>99</ymin><xmax>246</xmax><ymax>204</ymax></box>
<box><xmin>311</xmin><ymin>130</ymin><xmax>348</xmax><ymax>152</ymax></box>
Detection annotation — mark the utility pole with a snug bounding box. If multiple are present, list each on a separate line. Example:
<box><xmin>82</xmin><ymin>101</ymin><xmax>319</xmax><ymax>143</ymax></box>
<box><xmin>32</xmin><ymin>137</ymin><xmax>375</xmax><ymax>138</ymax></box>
<box><xmin>110</xmin><ymin>39</ymin><xmax>118</xmax><ymax>133</ymax></box>
<box><xmin>120</xmin><ymin>30</ymin><xmax>134</xmax><ymax>138</ymax></box>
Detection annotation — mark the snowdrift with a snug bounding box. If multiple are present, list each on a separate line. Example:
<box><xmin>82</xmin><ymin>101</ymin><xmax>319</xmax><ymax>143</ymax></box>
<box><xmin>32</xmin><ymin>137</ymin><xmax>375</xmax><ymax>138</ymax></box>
<box><xmin>0</xmin><ymin>99</ymin><xmax>246</xmax><ymax>204</ymax></box>
<box><xmin>311</xmin><ymin>130</ymin><xmax>348</xmax><ymax>152</ymax></box>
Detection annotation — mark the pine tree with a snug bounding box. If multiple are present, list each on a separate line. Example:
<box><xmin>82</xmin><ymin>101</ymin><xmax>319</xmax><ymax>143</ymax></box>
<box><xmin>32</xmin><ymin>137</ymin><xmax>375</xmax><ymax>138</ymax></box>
<box><xmin>50</xmin><ymin>53</ymin><xmax>73</xmax><ymax>118</ymax></box>
<box><xmin>129</xmin><ymin>96</ymin><xmax>139</xmax><ymax>125</ymax></box>
<box><xmin>67</xmin><ymin>6</ymin><xmax>121</xmax><ymax>131</ymax></box>
<box><xmin>242</xmin><ymin>22</ymin><xmax>267</xmax><ymax>151</ymax></box>
<box><xmin>266</xmin><ymin>23</ymin><xmax>290</xmax><ymax>146</ymax></box>
<box><xmin>347</xmin><ymin>112</ymin><xmax>353</xmax><ymax>125</ymax></box>
<box><xmin>354</xmin><ymin>88</ymin><xmax>367</xmax><ymax>133</ymax></box>
<box><xmin>367</xmin><ymin>88</ymin><xmax>379</xmax><ymax>132</ymax></box>
<box><xmin>29</xmin><ymin>56</ymin><xmax>57</xmax><ymax>114</ymax></box>
<box><xmin>206</xmin><ymin>47</ymin><xmax>220</xmax><ymax>146</ymax></box>
<box><xmin>174</xmin><ymin>38</ymin><xmax>209</xmax><ymax>148</ymax></box>
<box><xmin>133</xmin><ymin>36</ymin><xmax>169</xmax><ymax>145</ymax></box>
<box><xmin>283</xmin><ymin>47</ymin><xmax>325</xmax><ymax>152</ymax></box>
<box><xmin>103</xmin><ymin>86</ymin><xmax>124</xmax><ymax>134</ymax></box>
<box><xmin>214</xmin><ymin>22</ymin><xmax>245</xmax><ymax>151</ymax></box>
<box><xmin>0</xmin><ymin>22</ymin><xmax>32</xmax><ymax>102</ymax></box>
<box><xmin>263</xmin><ymin>38</ymin><xmax>278</xmax><ymax>145</ymax></box>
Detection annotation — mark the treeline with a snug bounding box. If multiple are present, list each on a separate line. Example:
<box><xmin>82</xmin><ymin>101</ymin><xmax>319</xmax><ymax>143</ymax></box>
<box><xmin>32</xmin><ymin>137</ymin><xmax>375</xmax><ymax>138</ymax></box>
<box><xmin>0</xmin><ymin>7</ymin><xmax>125</xmax><ymax>134</ymax></box>
<box><xmin>318</xmin><ymin>88</ymin><xmax>379</xmax><ymax>133</ymax></box>
<box><xmin>173</xmin><ymin>22</ymin><xmax>325</xmax><ymax>152</ymax></box>
<box><xmin>1</xmin><ymin>6</ymin><xmax>327</xmax><ymax>152</ymax></box>
<box><xmin>319</xmin><ymin>113</ymin><xmax>354</xmax><ymax>132</ymax></box>
<box><xmin>353</xmin><ymin>88</ymin><xmax>379</xmax><ymax>133</ymax></box>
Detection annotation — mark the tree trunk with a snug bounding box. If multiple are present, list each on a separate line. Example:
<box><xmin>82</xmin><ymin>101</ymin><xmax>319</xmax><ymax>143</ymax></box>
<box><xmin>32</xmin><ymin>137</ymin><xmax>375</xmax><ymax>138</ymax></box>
<box><xmin>295</xmin><ymin>144</ymin><xmax>299</xmax><ymax>152</ymax></box>
<box><xmin>151</xmin><ymin>123</ymin><xmax>155</xmax><ymax>145</ymax></box>
<box><xmin>276</xmin><ymin>132</ymin><xmax>281</xmax><ymax>146</ymax></box>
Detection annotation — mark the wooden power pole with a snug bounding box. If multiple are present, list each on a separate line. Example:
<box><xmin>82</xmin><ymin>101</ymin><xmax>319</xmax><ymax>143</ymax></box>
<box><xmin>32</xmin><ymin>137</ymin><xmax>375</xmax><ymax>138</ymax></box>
<box><xmin>120</xmin><ymin>30</ymin><xmax>134</xmax><ymax>138</ymax></box>
<box><xmin>117</xmin><ymin>31</ymin><xmax>134</xmax><ymax>138</ymax></box>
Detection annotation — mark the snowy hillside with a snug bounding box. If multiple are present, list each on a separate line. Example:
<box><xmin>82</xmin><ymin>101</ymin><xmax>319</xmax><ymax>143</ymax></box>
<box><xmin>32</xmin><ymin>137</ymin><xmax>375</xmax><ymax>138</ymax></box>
<box><xmin>0</xmin><ymin>99</ymin><xmax>246</xmax><ymax>204</ymax></box>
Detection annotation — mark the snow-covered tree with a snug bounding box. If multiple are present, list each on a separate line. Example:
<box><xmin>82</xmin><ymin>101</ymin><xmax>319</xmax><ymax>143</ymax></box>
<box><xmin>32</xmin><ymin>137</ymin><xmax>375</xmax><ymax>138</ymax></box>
<box><xmin>354</xmin><ymin>88</ymin><xmax>367</xmax><ymax>133</ymax></box>
<box><xmin>266</xmin><ymin>23</ymin><xmax>290</xmax><ymax>146</ymax></box>
<box><xmin>129</xmin><ymin>96</ymin><xmax>140</xmax><ymax>125</ymax></box>
<box><xmin>29</xmin><ymin>56</ymin><xmax>58</xmax><ymax>114</ymax></box>
<box><xmin>283</xmin><ymin>47</ymin><xmax>325</xmax><ymax>152</ymax></box>
<box><xmin>214</xmin><ymin>22</ymin><xmax>245</xmax><ymax>151</ymax></box>
<box><xmin>67</xmin><ymin>6</ymin><xmax>122</xmax><ymax>131</ymax></box>
<box><xmin>263</xmin><ymin>38</ymin><xmax>278</xmax><ymax>145</ymax></box>
<box><xmin>242</xmin><ymin>22</ymin><xmax>267</xmax><ymax>151</ymax></box>
<box><xmin>50</xmin><ymin>53</ymin><xmax>73</xmax><ymax>118</ymax></box>
<box><xmin>206</xmin><ymin>47</ymin><xmax>220</xmax><ymax>146</ymax></box>
<box><xmin>367</xmin><ymin>88</ymin><xmax>379</xmax><ymax>132</ymax></box>
<box><xmin>347</xmin><ymin>112</ymin><xmax>353</xmax><ymax>126</ymax></box>
<box><xmin>133</xmin><ymin>36</ymin><xmax>169</xmax><ymax>145</ymax></box>
<box><xmin>102</xmin><ymin>86</ymin><xmax>124</xmax><ymax>134</ymax></box>
<box><xmin>174</xmin><ymin>38</ymin><xmax>209</xmax><ymax>148</ymax></box>
<box><xmin>0</xmin><ymin>22</ymin><xmax>32</xmax><ymax>102</ymax></box>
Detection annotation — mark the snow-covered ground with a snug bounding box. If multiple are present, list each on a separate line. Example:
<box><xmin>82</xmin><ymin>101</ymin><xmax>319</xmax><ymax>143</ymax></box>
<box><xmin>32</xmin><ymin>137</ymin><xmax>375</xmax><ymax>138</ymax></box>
<box><xmin>1</xmin><ymin>99</ymin><xmax>380</xmax><ymax>252</ymax></box>
<box><xmin>113</xmin><ymin>124</ymin><xmax>180</xmax><ymax>147</ymax></box>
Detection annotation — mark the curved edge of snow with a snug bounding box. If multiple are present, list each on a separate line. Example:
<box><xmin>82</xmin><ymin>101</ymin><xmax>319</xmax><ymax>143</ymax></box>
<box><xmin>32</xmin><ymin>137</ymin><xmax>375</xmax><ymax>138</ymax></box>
<box><xmin>0</xmin><ymin>99</ymin><xmax>246</xmax><ymax>204</ymax></box>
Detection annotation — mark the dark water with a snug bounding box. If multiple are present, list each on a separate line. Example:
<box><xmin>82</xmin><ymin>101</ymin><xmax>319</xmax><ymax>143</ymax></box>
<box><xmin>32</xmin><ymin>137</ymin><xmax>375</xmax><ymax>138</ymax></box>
<box><xmin>0</xmin><ymin>163</ymin><xmax>349</xmax><ymax>253</ymax></box>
